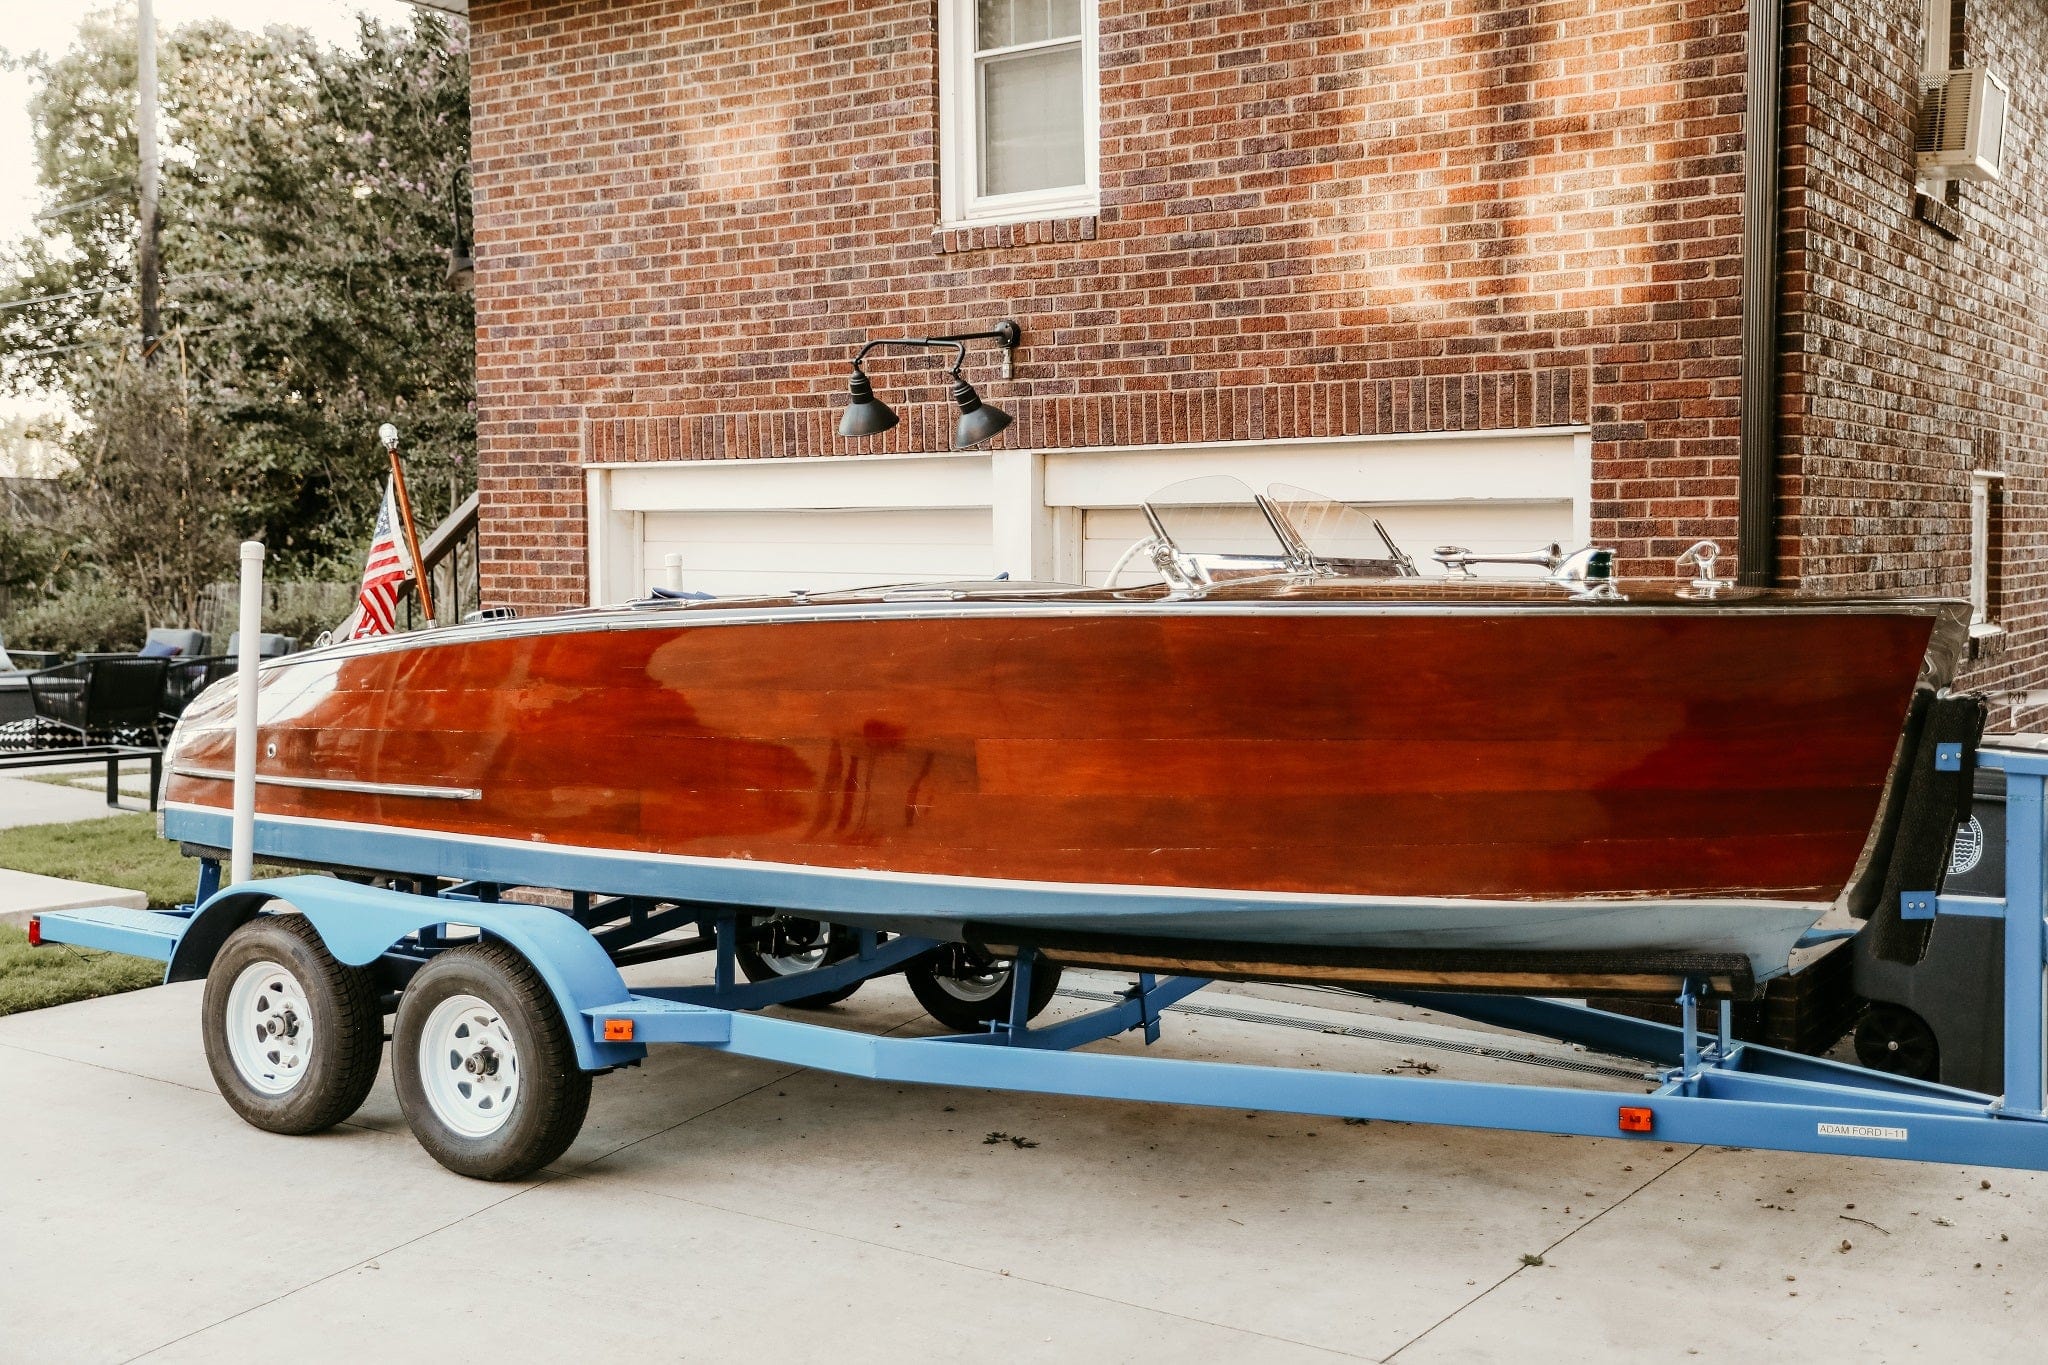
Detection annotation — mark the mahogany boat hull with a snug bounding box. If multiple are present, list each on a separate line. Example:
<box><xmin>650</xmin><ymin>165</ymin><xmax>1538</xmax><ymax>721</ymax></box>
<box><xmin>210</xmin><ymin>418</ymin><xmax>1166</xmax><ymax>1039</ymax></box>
<box><xmin>158</xmin><ymin>586</ymin><xmax>1967</xmax><ymax>982</ymax></box>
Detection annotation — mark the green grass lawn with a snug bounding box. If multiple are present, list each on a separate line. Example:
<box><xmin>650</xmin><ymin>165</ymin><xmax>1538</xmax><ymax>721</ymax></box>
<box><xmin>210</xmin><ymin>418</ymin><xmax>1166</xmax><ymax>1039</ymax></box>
<box><xmin>0</xmin><ymin>921</ymin><xmax>162</xmax><ymax>1015</ymax></box>
<box><xmin>0</xmin><ymin>813</ymin><xmax>212</xmax><ymax>909</ymax></box>
<box><xmin>0</xmin><ymin>814</ymin><xmax>290</xmax><ymax>1016</ymax></box>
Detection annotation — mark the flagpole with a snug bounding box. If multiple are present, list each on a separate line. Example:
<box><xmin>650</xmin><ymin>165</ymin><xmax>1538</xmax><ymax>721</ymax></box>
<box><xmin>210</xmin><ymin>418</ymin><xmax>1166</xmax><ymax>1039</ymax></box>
<box><xmin>378</xmin><ymin>422</ymin><xmax>434</xmax><ymax>621</ymax></box>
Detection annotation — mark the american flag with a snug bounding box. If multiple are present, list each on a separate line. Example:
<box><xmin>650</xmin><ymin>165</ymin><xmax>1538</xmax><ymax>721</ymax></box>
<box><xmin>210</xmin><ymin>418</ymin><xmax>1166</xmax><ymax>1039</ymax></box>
<box><xmin>339</xmin><ymin>479</ymin><xmax>414</xmax><ymax>640</ymax></box>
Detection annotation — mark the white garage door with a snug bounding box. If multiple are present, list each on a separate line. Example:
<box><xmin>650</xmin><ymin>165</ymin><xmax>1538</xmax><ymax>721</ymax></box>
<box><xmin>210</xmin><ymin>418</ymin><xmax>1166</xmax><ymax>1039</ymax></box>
<box><xmin>586</xmin><ymin>435</ymin><xmax>1590</xmax><ymax>604</ymax></box>
<box><xmin>639</xmin><ymin>507</ymin><xmax>994</xmax><ymax>597</ymax></box>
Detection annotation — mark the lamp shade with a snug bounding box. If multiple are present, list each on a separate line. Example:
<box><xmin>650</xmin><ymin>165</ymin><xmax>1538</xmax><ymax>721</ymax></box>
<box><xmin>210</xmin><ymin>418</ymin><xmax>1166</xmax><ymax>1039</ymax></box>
<box><xmin>838</xmin><ymin>367</ymin><xmax>899</xmax><ymax>437</ymax></box>
<box><xmin>951</xmin><ymin>375</ymin><xmax>1011</xmax><ymax>449</ymax></box>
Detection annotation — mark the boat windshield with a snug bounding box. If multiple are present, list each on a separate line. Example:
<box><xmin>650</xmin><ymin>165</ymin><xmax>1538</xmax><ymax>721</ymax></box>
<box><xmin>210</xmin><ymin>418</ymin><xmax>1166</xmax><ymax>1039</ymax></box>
<box><xmin>1266</xmin><ymin>483</ymin><xmax>1415</xmax><ymax>577</ymax></box>
<box><xmin>1108</xmin><ymin>476</ymin><xmax>1417</xmax><ymax>591</ymax></box>
<box><xmin>1129</xmin><ymin>476</ymin><xmax>1301</xmax><ymax>590</ymax></box>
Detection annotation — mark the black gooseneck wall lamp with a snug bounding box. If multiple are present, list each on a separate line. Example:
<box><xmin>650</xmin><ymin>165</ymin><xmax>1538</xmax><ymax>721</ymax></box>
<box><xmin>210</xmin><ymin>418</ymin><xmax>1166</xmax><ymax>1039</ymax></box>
<box><xmin>837</xmin><ymin>319</ymin><xmax>1021</xmax><ymax>449</ymax></box>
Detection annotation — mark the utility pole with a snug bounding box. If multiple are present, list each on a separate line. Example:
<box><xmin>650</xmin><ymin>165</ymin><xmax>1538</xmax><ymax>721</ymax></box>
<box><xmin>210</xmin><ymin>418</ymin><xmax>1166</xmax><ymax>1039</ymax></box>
<box><xmin>136</xmin><ymin>0</ymin><xmax>161</xmax><ymax>363</ymax></box>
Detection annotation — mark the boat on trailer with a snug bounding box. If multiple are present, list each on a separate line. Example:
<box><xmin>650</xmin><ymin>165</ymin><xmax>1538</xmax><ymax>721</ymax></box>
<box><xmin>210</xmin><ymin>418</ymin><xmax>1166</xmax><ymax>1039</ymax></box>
<box><xmin>155</xmin><ymin>481</ymin><xmax>1975</xmax><ymax>1000</ymax></box>
<box><xmin>35</xmin><ymin>480</ymin><xmax>2042</xmax><ymax>1184</ymax></box>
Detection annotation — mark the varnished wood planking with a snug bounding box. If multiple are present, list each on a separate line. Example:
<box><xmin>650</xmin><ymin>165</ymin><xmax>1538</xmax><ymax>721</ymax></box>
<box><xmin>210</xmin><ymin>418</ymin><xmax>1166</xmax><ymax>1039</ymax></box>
<box><xmin>165</xmin><ymin>603</ymin><xmax>1936</xmax><ymax>902</ymax></box>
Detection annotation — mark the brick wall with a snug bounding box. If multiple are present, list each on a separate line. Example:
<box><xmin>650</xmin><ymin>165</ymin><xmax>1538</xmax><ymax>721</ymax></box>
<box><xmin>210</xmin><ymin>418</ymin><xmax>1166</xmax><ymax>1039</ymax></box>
<box><xmin>468</xmin><ymin>0</ymin><xmax>1751</xmax><ymax>613</ymax></box>
<box><xmin>1781</xmin><ymin>0</ymin><xmax>2048</xmax><ymax>706</ymax></box>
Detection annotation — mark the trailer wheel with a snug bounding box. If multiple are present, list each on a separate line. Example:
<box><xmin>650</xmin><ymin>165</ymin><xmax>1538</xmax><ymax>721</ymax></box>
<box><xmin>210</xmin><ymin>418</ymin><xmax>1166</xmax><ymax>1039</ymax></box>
<box><xmin>905</xmin><ymin>946</ymin><xmax>1062</xmax><ymax>1032</ymax></box>
<box><xmin>734</xmin><ymin>912</ymin><xmax>863</xmax><ymax>1008</ymax></box>
<box><xmin>1853</xmin><ymin>1003</ymin><xmax>1940</xmax><ymax>1082</ymax></box>
<box><xmin>393</xmin><ymin>941</ymin><xmax>591</xmax><ymax>1181</ymax></box>
<box><xmin>201</xmin><ymin>914</ymin><xmax>383</xmax><ymax>1135</ymax></box>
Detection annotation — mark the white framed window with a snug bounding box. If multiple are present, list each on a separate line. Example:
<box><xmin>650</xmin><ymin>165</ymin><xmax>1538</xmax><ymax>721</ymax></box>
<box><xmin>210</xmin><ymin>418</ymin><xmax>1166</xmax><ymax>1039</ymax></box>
<box><xmin>939</xmin><ymin>0</ymin><xmax>1099</xmax><ymax>226</ymax></box>
<box><xmin>1969</xmin><ymin>469</ymin><xmax>2004</xmax><ymax>634</ymax></box>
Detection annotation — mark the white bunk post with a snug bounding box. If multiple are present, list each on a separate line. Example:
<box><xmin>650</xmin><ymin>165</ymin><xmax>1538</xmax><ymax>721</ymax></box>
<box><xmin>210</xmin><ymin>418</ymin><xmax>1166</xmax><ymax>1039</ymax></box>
<box><xmin>230</xmin><ymin>541</ymin><xmax>264</xmax><ymax>885</ymax></box>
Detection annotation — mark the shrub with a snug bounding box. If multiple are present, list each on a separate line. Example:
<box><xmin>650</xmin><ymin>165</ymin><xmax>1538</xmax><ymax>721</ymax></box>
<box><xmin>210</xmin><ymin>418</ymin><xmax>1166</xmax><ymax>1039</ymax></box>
<box><xmin>260</xmin><ymin>588</ymin><xmax>356</xmax><ymax>646</ymax></box>
<box><xmin>3</xmin><ymin>579</ymin><xmax>149</xmax><ymax>655</ymax></box>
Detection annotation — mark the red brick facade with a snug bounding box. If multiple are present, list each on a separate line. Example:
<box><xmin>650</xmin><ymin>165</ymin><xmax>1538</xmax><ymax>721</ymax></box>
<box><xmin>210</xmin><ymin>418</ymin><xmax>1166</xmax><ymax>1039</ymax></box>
<box><xmin>467</xmin><ymin>0</ymin><xmax>2048</xmax><ymax>697</ymax></box>
<box><xmin>1780</xmin><ymin>0</ymin><xmax>2048</xmax><ymax>703</ymax></box>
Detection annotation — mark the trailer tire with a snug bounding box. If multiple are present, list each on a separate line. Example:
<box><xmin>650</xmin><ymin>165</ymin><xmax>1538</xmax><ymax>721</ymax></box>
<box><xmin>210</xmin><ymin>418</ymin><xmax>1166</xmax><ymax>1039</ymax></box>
<box><xmin>905</xmin><ymin>947</ymin><xmax>1062</xmax><ymax>1033</ymax></box>
<box><xmin>734</xmin><ymin>913</ymin><xmax>863</xmax><ymax>1008</ymax></box>
<box><xmin>201</xmin><ymin>913</ymin><xmax>383</xmax><ymax>1135</ymax></box>
<box><xmin>393</xmin><ymin>940</ymin><xmax>591</xmax><ymax>1181</ymax></box>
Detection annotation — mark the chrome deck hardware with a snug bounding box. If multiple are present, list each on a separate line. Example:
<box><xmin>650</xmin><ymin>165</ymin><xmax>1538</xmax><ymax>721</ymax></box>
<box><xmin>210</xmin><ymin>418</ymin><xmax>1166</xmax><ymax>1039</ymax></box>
<box><xmin>1677</xmin><ymin>540</ymin><xmax>1727</xmax><ymax>593</ymax></box>
<box><xmin>1432</xmin><ymin>543</ymin><xmax>1568</xmax><ymax>578</ymax></box>
<box><xmin>1432</xmin><ymin>543</ymin><xmax>1620</xmax><ymax>598</ymax></box>
<box><xmin>1553</xmin><ymin>546</ymin><xmax>1620</xmax><ymax>600</ymax></box>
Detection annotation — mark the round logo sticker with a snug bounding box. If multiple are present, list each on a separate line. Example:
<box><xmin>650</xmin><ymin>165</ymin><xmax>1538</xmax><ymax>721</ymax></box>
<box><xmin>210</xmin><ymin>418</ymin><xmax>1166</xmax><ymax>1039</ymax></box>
<box><xmin>1950</xmin><ymin>815</ymin><xmax>1985</xmax><ymax>876</ymax></box>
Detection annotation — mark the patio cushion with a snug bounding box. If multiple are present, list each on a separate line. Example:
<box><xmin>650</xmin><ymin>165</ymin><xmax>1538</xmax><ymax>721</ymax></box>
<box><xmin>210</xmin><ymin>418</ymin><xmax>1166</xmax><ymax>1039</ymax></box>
<box><xmin>143</xmin><ymin>627</ymin><xmax>210</xmax><ymax>657</ymax></box>
<box><xmin>225</xmin><ymin>632</ymin><xmax>299</xmax><ymax>658</ymax></box>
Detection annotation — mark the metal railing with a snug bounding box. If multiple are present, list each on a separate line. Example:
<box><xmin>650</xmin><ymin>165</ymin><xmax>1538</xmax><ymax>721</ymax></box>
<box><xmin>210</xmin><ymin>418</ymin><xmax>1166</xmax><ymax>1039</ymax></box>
<box><xmin>402</xmin><ymin>490</ymin><xmax>480</xmax><ymax>629</ymax></box>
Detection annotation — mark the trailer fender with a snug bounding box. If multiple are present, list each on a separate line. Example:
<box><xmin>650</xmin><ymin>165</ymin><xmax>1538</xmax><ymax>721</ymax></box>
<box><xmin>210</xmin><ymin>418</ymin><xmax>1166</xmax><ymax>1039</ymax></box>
<box><xmin>168</xmin><ymin>875</ymin><xmax>643</xmax><ymax>1070</ymax></box>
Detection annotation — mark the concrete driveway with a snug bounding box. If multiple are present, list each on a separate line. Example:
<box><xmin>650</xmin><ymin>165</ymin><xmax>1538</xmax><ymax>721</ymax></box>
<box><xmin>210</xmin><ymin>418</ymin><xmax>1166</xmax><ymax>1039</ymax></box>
<box><xmin>1</xmin><ymin>967</ymin><xmax>2040</xmax><ymax>1363</ymax></box>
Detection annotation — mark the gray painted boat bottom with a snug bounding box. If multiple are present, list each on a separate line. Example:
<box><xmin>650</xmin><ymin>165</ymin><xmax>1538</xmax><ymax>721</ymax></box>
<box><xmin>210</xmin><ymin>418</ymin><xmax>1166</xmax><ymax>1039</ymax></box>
<box><xmin>3</xmin><ymin>961</ymin><xmax>2041</xmax><ymax>1362</ymax></box>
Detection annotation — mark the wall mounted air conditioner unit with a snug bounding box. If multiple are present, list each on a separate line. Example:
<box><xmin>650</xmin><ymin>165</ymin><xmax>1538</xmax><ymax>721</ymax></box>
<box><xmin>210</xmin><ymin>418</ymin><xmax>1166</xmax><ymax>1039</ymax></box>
<box><xmin>1917</xmin><ymin>68</ymin><xmax>2010</xmax><ymax>182</ymax></box>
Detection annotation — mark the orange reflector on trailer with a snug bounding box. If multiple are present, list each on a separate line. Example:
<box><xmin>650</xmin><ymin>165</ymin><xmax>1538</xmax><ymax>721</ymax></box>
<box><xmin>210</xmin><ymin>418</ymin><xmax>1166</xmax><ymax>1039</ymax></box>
<box><xmin>25</xmin><ymin>915</ymin><xmax>40</xmax><ymax>947</ymax></box>
<box><xmin>603</xmin><ymin>1018</ymin><xmax>635</xmax><ymax>1042</ymax></box>
<box><xmin>1618</xmin><ymin>1105</ymin><xmax>1654</xmax><ymax>1133</ymax></box>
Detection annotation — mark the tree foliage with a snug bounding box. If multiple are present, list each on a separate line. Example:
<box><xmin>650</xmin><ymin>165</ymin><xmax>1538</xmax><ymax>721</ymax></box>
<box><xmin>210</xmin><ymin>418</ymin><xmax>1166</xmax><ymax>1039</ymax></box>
<box><xmin>63</xmin><ymin>359</ymin><xmax>238</xmax><ymax>627</ymax></box>
<box><xmin>0</xmin><ymin>7</ymin><xmax>473</xmax><ymax>577</ymax></box>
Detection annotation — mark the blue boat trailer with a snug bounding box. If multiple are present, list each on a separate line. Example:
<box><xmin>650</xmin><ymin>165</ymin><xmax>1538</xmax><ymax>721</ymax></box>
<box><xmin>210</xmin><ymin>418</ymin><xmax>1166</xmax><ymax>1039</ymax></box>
<box><xmin>29</xmin><ymin>750</ymin><xmax>2048</xmax><ymax>1181</ymax></box>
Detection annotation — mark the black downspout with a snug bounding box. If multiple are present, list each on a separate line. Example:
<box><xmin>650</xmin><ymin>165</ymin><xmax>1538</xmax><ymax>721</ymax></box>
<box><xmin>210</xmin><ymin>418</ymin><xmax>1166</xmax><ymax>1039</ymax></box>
<box><xmin>1738</xmin><ymin>0</ymin><xmax>1787</xmax><ymax>587</ymax></box>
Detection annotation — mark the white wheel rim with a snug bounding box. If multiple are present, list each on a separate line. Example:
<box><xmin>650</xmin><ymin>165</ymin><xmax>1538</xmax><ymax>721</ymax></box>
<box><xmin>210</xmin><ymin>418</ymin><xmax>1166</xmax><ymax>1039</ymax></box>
<box><xmin>417</xmin><ymin>993</ymin><xmax>520</xmax><ymax>1138</ymax></box>
<box><xmin>224</xmin><ymin>959</ymin><xmax>316</xmax><ymax>1097</ymax></box>
<box><xmin>937</xmin><ymin>959</ymin><xmax>1011</xmax><ymax>1004</ymax></box>
<box><xmin>752</xmin><ymin>914</ymin><xmax>832</xmax><ymax>975</ymax></box>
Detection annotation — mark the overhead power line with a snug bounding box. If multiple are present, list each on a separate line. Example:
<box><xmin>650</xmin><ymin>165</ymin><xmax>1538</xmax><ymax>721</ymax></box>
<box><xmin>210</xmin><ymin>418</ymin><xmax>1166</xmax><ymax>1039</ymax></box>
<box><xmin>8</xmin><ymin>320</ymin><xmax>226</xmax><ymax>363</ymax></box>
<box><xmin>34</xmin><ymin>188</ymin><xmax>132</xmax><ymax>222</ymax></box>
<box><xmin>0</xmin><ymin>282</ymin><xmax>135</xmax><ymax>315</ymax></box>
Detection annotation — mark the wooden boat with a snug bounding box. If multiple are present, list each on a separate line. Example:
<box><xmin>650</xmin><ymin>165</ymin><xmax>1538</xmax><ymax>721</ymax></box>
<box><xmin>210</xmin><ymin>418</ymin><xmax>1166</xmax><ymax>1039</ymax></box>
<box><xmin>156</xmin><ymin>487</ymin><xmax>1973</xmax><ymax>997</ymax></box>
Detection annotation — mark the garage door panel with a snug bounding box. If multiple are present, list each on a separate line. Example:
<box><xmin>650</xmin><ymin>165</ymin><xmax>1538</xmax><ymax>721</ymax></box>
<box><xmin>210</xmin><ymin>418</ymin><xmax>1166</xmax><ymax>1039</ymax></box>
<box><xmin>640</xmin><ymin>508</ymin><xmax>994</xmax><ymax>597</ymax></box>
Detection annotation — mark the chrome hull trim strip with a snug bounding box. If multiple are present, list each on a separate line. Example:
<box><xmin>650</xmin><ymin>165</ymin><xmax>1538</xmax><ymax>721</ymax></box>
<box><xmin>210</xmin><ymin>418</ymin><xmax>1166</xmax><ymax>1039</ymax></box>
<box><xmin>168</xmin><ymin>767</ymin><xmax>482</xmax><ymax>802</ymax></box>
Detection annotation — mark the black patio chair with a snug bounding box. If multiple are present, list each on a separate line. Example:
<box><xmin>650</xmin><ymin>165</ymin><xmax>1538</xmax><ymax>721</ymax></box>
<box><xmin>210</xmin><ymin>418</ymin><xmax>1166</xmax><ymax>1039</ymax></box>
<box><xmin>26</xmin><ymin>657</ymin><xmax>171</xmax><ymax>746</ymax></box>
<box><xmin>0</xmin><ymin>657</ymin><xmax>170</xmax><ymax>808</ymax></box>
<box><xmin>162</xmin><ymin>655</ymin><xmax>237</xmax><ymax>725</ymax></box>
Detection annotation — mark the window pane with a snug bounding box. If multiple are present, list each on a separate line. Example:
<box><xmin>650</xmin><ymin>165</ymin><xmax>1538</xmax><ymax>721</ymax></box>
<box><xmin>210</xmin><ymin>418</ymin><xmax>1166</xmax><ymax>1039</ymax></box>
<box><xmin>977</xmin><ymin>0</ymin><xmax>1082</xmax><ymax>52</ymax></box>
<box><xmin>980</xmin><ymin>44</ymin><xmax>1084</xmax><ymax>196</ymax></box>
<box><xmin>976</xmin><ymin>0</ymin><xmax>1013</xmax><ymax>51</ymax></box>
